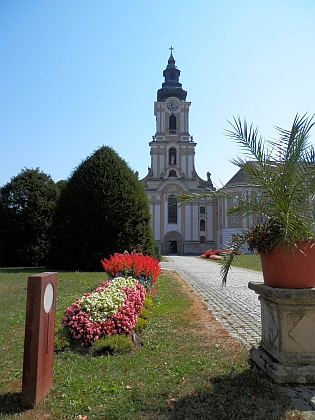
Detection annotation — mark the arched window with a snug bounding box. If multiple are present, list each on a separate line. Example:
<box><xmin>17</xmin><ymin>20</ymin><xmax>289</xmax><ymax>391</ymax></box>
<box><xmin>169</xmin><ymin>170</ymin><xmax>176</xmax><ymax>177</ymax></box>
<box><xmin>168</xmin><ymin>195</ymin><xmax>177</xmax><ymax>224</ymax></box>
<box><xmin>169</xmin><ymin>147</ymin><xmax>176</xmax><ymax>165</ymax></box>
<box><xmin>200</xmin><ymin>219</ymin><xmax>206</xmax><ymax>231</ymax></box>
<box><xmin>169</xmin><ymin>115</ymin><xmax>176</xmax><ymax>134</ymax></box>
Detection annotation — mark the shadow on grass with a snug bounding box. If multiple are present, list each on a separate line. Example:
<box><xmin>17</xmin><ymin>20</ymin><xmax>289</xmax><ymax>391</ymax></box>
<box><xmin>0</xmin><ymin>392</ymin><xmax>23</xmax><ymax>415</ymax></box>
<box><xmin>166</xmin><ymin>367</ymin><xmax>302</xmax><ymax>420</ymax></box>
<box><xmin>0</xmin><ymin>267</ymin><xmax>48</xmax><ymax>273</ymax></box>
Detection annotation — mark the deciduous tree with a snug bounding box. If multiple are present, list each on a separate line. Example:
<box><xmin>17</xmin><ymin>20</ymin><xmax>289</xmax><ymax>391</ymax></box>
<box><xmin>0</xmin><ymin>168</ymin><xmax>60</xmax><ymax>266</ymax></box>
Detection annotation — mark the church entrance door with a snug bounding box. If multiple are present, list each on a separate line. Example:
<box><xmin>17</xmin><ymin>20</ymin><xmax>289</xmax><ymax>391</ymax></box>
<box><xmin>169</xmin><ymin>240</ymin><xmax>177</xmax><ymax>254</ymax></box>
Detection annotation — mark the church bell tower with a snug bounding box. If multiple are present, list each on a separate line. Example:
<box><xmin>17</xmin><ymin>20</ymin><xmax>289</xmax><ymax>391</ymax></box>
<box><xmin>141</xmin><ymin>49</ymin><xmax>215</xmax><ymax>255</ymax></box>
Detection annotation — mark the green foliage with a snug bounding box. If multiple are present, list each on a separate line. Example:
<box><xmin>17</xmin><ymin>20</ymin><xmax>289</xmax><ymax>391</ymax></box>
<box><xmin>0</xmin><ymin>168</ymin><xmax>60</xmax><ymax>266</ymax></box>
<box><xmin>143</xmin><ymin>295</ymin><xmax>153</xmax><ymax>309</ymax></box>
<box><xmin>139</xmin><ymin>306</ymin><xmax>151</xmax><ymax>320</ymax></box>
<box><xmin>220</xmin><ymin>113</ymin><xmax>315</xmax><ymax>283</ymax></box>
<box><xmin>90</xmin><ymin>334</ymin><xmax>134</xmax><ymax>355</ymax></box>
<box><xmin>49</xmin><ymin>146</ymin><xmax>155</xmax><ymax>270</ymax></box>
<box><xmin>134</xmin><ymin>316</ymin><xmax>148</xmax><ymax>332</ymax></box>
<box><xmin>54</xmin><ymin>327</ymin><xmax>72</xmax><ymax>352</ymax></box>
<box><xmin>179</xmin><ymin>114</ymin><xmax>315</xmax><ymax>284</ymax></box>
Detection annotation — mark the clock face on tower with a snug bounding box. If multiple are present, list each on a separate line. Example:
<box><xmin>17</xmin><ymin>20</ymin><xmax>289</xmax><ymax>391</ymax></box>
<box><xmin>167</xmin><ymin>99</ymin><xmax>179</xmax><ymax>112</ymax></box>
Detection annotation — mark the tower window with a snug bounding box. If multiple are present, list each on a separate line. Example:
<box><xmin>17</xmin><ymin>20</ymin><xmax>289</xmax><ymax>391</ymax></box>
<box><xmin>169</xmin><ymin>115</ymin><xmax>176</xmax><ymax>134</ymax></box>
<box><xmin>200</xmin><ymin>219</ymin><xmax>206</xmax><ymax>231</ymax></box>
<box><xmin>169</xmin><ymin>147</ymin><xmax>177</xmax><ymax>164</ymax></box>
<box><xmin>168</xmin><ymin>195</ymin><xmax>177</xmax><ymax>224</ymax></box>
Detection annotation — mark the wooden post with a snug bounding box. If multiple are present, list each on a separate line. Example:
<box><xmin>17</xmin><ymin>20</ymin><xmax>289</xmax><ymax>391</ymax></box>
<box><xmin>22</xmin><ymin>272</ymin><xmax>57</xmax><ymax>408</ymax></box>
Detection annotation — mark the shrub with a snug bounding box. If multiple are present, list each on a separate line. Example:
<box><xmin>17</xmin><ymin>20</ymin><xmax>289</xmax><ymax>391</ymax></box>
<box><xmin>0</xmin><ymin>168</ymin><xmax>60</xmax><ymax>266</ymax></box>
<box><xmin>90</xmin><ymin>334</ymin><xmax>134</xmax><ymax>355</ymax></box>
<box><xmin>134</xmin><ymin>317</ymin><xmax>148</xmax><ymax>333</ymax></box>
<box><xmin>49</xmin><ymin>146</ymin><xmax>155</xmax><ymax>271</ymax></box>
<box><xmin>139</xmin><ymin>307</ymin><xmax>151</xmax><ymax>320</ymax></box>
<box><xmin>143</xmin><ymin>296</ymin><xmax>154</xmax><ymax>309</ymax></box>
<box><xmin>54</xmin><ymin>327</ymin><xmax>72</xmax><ymax>352</ymax></box>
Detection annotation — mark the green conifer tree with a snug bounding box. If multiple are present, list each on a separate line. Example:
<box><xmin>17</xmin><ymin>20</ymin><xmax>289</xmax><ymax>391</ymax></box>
<box><xmin>49</xmin><ymin>146</ymin><xmax>155</xmax><ymax>271</ymax></box>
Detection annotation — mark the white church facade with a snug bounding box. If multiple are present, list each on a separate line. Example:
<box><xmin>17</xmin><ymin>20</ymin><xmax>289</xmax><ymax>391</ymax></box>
<box><xmin>140</xmin><ymin>51</ymin><xmax>218</xmax><ymax>255</ymax></box>
<box><xmin>140</xmin><ymin>51</ymin><xmax>285</xmax><ymax>255</ymax></box>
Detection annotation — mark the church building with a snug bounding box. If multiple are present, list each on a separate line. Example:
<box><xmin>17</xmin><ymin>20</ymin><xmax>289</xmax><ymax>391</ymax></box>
<box><xmin>140</xmin><ymin>50</ymin><xmax>217</xmax><ymax>255</ymax></box>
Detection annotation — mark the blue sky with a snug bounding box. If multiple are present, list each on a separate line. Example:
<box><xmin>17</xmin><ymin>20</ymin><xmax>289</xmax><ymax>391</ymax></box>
<box><xmin>1</xmin><ymin>0</ymin><xmax>314</xmax><ymax>188</ymax></box>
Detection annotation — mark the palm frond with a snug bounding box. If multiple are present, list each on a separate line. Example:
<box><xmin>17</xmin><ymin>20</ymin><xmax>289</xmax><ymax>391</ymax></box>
<box><xmin>220</xmin><ymin>229</ymin><xmax>252</xmax><ymax>284</ymax></box>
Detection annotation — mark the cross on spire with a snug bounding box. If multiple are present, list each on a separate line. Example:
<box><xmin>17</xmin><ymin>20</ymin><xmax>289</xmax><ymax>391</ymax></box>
<box><xmin>169</xmin><ymin>46</ymin><xmax>174</xmax><ymax>55</ymax></box>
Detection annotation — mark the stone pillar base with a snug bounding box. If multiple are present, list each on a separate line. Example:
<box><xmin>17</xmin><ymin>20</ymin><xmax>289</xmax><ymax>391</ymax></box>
<box><xmin>248</xmin><ymin>281</ymin><xmax>315</xmax><ymax>384</ymax></box>
<box><xmin>250</xmin><ymin>345</ymin><xmax>315</xmax><ymax>384</ymax></box>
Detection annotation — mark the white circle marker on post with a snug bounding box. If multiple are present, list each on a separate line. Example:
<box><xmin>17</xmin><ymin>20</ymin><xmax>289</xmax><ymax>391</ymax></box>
<box><xmin>44</xmin><ymin>283</ymin><xmax>54</xmax><ymax>313</ymax></box>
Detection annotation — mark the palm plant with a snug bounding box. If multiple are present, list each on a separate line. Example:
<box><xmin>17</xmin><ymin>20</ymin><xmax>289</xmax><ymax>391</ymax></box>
<box><xmin>179</xmin><ymin>113</ymin><xmax>315</xmax><ymax>283</ymax></box>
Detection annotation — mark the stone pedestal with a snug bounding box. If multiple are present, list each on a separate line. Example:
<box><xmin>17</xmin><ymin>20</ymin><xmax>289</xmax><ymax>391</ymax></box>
<box><xmin>248</xmin><ymin>282</ymin><xmax>315</xmax><ymax>383</ymax></box>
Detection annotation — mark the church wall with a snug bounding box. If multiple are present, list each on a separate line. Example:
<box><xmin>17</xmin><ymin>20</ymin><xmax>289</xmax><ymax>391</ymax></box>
<box><xmin>206</xmin><ymin>204</ymin><xmax>213</xmax><ymax>240</ymax></box>
<box><xmin>188</xmin><ymin>153</ymin><xmax>194</xmax><ymax>177</ymax></box>
<box><xmin>154</xmin><ymin>203</ymin><xmax>160</xmax><ymax>240</ymax></box>
<box><xmin>160</xmin><ymin>194</ymin><xmax>165</xmax><ymax>240</ymax></box>
<box><xmin>152</xmin><ymin>154</ymin><xmax>158</xmax><ymax>178</ymax></box>
<box><xmin>192</xmin><ymin>204</ymin><xmax>199</xmax><ymax>241</ymax></box>
<box><xmin>161</xmin><ymin>112</ymin><xmax>165</xmax><ymax>133</ymax></box>
<box><xmin>141</xmin><ymin>52</ymin><xmax>222</xmax><ymax>256</ymax></box>
<box><xmin>158</xmin><ymin>153</ymin><xmax>163</xmax><ymax>176</ymax></box>
<box><xmin>180</xmin><ymin>110</ymin><xmax>184</xmax><ymax>133</ymax></box>
<box><xmin>185</xmin><ymin>204</ymin><xmax>191</xmax><ymax>239</ymax></box>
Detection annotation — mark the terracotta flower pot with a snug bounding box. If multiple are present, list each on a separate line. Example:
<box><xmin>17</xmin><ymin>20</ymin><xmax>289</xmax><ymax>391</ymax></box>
<box><xmin>260</xmin><ymin>241</ymin><xmax>315</xmax><ymax>288</ymax></box>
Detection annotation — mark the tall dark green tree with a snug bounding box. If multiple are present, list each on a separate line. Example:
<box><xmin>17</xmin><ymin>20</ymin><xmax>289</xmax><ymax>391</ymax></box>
<box><xmin>49</xmin><ymin>146</ymin><xmax>155</xmax><ymax>271</ymax></box>
<box><xmin>0</xmin><ymin>168</ymin><xmax>60</xmax><ymax>267</ymax></box>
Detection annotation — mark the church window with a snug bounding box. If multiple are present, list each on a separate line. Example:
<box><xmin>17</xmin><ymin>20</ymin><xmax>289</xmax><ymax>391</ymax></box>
<box><xmin>169</xmin><ymin>147</ymin><xmax>177</xmax><ymax>164</ymax></box>
<box><xmin>200</xmin><ymin>206</ymin><xmax>205</xmax><ymax>214</ymax></box>
<box><xmin>168</xmin><ymin>195</ymin><xmax>177</xmax><ymax>224</ymax></box>
<box><xmin>169</xmin><ymin>170</ymin><xmax>176</xmax><ymax>177</ymax></box>
<box><xmin>200</xmin><ymin>236</ymin><xmax>206</xmax><ymax>244</ymax></box>
<box><xmin>200</xmin><ymin>219</ymin><xmax>206</xmax><ymax>231</ymax></box>
<box><xmin>169</xmin><ymin>115</ymin><xmax>176</xmax><ymax>134</ymax></box>
<box><xmin>231</xmin><ymin>213</ymin><xmax>238</xmax><ymax>224</ymax></box>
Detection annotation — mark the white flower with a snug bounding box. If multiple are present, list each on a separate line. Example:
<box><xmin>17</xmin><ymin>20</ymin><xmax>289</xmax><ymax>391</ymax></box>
<box><xmin>79</xmin><ymin>277</ymin><xmax>137</xmax><ymax>322</ymax></box>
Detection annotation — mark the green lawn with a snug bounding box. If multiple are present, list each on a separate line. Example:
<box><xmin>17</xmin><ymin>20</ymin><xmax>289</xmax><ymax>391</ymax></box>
<box><xmin>227</xmin><ymin>253</ymin><xmax>262</xmax><ymax>271</ymax></box>
<box><xmin>204</xmin><ymin>253</ymin><xmax>263</xmax><ymax>272</ymax></box>
<box><xmin>0</xmin><ymin>267</ymin><xmax>300</xmax><ymax>419</ymax></box>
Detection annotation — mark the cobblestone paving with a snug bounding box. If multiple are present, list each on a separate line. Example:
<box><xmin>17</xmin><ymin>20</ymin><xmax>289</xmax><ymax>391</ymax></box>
<box><xmin>160</xmin><ymin>256</ymin><xmax>315</xmax><ymax>417</ymax></box>
<box><xmin>160</xmin><ymin>255</ymin><xmax>262</xmax><ymax>348</ymax></box>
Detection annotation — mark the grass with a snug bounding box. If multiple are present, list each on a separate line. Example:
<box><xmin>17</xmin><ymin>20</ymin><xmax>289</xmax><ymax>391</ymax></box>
<box><xmin>0</xmin><ymin>267</ymin><xmax>303</xmax><ymax>419</ymax></box>
<box><xmin>205</xmin><ymin>253</ymin><xmax>263</xmax><ymax>272</ymax></box>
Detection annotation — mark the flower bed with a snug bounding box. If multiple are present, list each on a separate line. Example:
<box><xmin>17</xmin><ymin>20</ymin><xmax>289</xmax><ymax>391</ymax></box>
<box><xmin>62</xmin><ymin>277</ymin><xmax>146</xmax><ymax>346</ymax></box>
<box><xmin>200</xmin><ymin>249</ymin><xmax>243</xmax><ymax>260</ymax></box>
<box><xmin>61</xmin><ymin>251</ymin><xmax>160</xmax><ymax>347</ymax></box>
<box><xmin>100</xmin><ymin>250</ymin><xmax>160</xmax><ymax>289</ymax></box>
<box><xmin>200</xmin><ymin>249</ymin><xmax>228</xmax><ymax>259</ymax></box>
